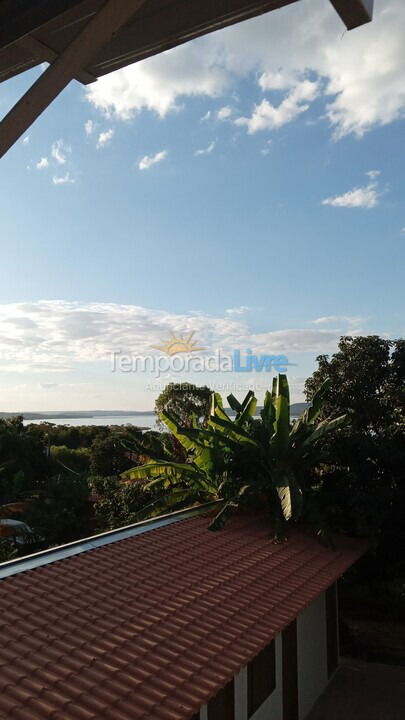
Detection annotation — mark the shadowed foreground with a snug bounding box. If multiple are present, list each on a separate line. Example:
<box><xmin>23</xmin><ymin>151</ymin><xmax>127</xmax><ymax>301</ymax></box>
<box><xmin>307</xmin><ymin>659</ymin><xmax>405</xmax><ymax>720</ymax></box>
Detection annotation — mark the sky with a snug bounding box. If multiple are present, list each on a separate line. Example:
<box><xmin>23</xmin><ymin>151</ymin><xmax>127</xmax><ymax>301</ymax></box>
<box><xmin>0</xmin><ymin>0</ymin><xmax>404</xmax><ymax>412</ymax></box>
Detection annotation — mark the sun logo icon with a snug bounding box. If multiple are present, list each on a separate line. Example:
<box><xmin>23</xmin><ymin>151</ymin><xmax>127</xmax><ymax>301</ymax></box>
<box><xmin>151</xmin><ymin>331</ymin><xmax>204</xmax><ymax>356</ymax></box>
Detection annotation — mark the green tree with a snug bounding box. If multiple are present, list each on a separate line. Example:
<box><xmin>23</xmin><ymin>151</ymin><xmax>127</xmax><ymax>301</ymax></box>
<box><xmin>305</xmin><ymin>336</ymin><xmax>405</xmax><ymax>564</ymax></box>
<box><xmin>50</xmin><ymin>445</ymin><xmax>91</xmax><ymax>474</ymax></box>
<box><xmin>305</xmin><ymin>336</ymin><xmax>405</xmax><ymax>432</ymax></box>
<box><xmin>155</xmin><ymin>383</ymin><xmax>212</xmax><ymax>430</ymax></box>
<box><xmin>90</xmin><ymin>430</ymin><xmax>144</xmax><ymax>477</ymax></box>
<box><xmin>0</xmin><ymin>417</ymin><xmax>50</xmax><ymax>503</ymax></box>
<box><xmin>25</xmin><ymin>473</ymin><xmax>92</xmax><ymax>546</ymax></box>
<box><xmin>27</xmin><ymin>422</ymin><xmax>111</xmax><ymax>449</ymax></box>
<box><xmin>0</xmin><ymin>539</ymin><xmax>17</xmax><ymax>563</ymax></box>
<box><xmin>91</xmin><ymin>475</ymin><xmax>155</xmax><ymax>530</ymax></box>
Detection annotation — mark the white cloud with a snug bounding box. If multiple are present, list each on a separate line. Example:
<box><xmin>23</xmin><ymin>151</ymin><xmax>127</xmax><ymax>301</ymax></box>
<box><xmin>195</xmin><ymin>140</ymin><xmax>216</xmax><ymax>156</ymax></box>
<box><xmin>96</xmin><ymin>128</ymin><xmax>114</xmax><ymax>148</ymax></box>
<box><xmin>366</xmin><ymin>169</ymin><xmax>380</xmax><ymax>179</ymax></box>
<box><xmin>52</xmin><ymin>172</ymin><xmax>75</xmax><ymax>185</ymax></box>
<box><xmin>311</xmin><ymin>315</ymin><xmax>367</xmax><ymax>327</ymax></box>
<box><xmin>82</xmin><ymin>1</ymin><xmax>405</xmax><ymax>141</ymax></box>
<box><xmin>51</xmin><ymin>139</ymin><xmax>70</xmax><ymax>165</ymax></box>
<box><xmin>84</xmin><ymin>119</ymin><xmax>95</xmax><ymax>136</ymax></box>
<box><xmin>22</xmin><ymin>135</ymin><xmax>30</xmax><ymax>145</ymax></box>
<box><xmin>237</xmin><ymin>328</ymin><xmax>344</xmax><ymax>353</ymax></box>
<box><xmin>201</xmin><ymin>110</ymin><xmax>211</xmax><ymax>122</ymax></box>
<box><xmin>86</xmin><ymin>42</ymin><xmax>228</xmax><ymax>119</ymax></box>
<box><xmin>0</xmin><ymin>301</ymin><xmax>243</xmax><ymax>370</ymax></box>
<box><xmin>217</xmin><ymin>106</ymin><xmax>232</xmax><ymax>120</ymax></box>
<box><xmin>322</xmin><ymin>181</ymin><xmax>379</xmax><ymax>208</ymax></box>
<box><xmin>36</xmin><ymin>157</ymin><xmax>49</xmax><ymax>169</ymax></box>
<box><xmin>138</xmin><ymin>150</ymin><xmax>168</xmax><ymax>170</ymax></box>
<box><xmin>0</xmin><ymin>300</ymin><xmax>372</xmax><ymax>375</ymax></box>
<box><xmin>85</xmin><ymin>0</ymin><xmax>405</xmax><ymax>141</ymax></box>
<box><xmin>258</xmin><ymin>71</ymin><xmax>294</xmax><ymax>91</ymax></box>
<box><xmin>219</xmin><ymin>0</ymin><xmax>405</xmax><ymax>139</ymax></box>
<box><xmin>235</xmin><ymin>79</ymin><xmax>319</xmax><ymax>133</ymax></box>
<box><xmin>225</xmin><ymin>306</ymin><xmax>253</xmax><ymax>316</ymax></box>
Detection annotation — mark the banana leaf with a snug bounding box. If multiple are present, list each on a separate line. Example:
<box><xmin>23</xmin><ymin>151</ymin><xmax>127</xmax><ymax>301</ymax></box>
<box><xmin>210</xmin><ymin>394</ymin><xmax>231</xmax><ymax>425</ymax></box>
<box><xmin>303</xmin><ymin>414</ymin><xmax>348</xmax><ymax>447</ymax></box>
<box><xmin>160</xmin><ymin>410</ymin><xmax>204</xmax><ymax>452</ymax></box>
<box><xmin>260</xmin><ymin>389</ymin><xmax>276</xmax><ymax>432</ymax></box>
<box><xmin>227</xmin><ymin>393</ymin><xmax>242</xmax><ymax>413</ymax></box>
<box><xmin>290</xmin><ymin>378</ymin><xmax>332</xmax><ymax>438</ymax></box>
<box><xmin>273</xmin><ymin>374</ymin><xmax>290</xmax><ymax>450</ymax></box>
<box><xmin>208</xmin><ymin>415</ymin><xmax>259</xmax><ymax>447</ymax></box>
<box><xmin>208</xmin><ymin>485</ymin><xmax>250</xmax><ymax>531</ymax></box>
<box><xmin>124</xmin><ymin>460</ymin><xmax>201</xmax><ymax>481</ymax></box>
<box><xmin>235</xmin><ymin>394</ymin><xmax>258</xmax><ymax>426</ymax></box>
<box><xmin>135</xmin><ymin>488</ymin><xmax>207</xmax><ymax>521</ymax></box>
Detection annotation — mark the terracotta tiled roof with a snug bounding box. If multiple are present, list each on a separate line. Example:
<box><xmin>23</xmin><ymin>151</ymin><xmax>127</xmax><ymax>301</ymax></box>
<box><xmin>0</xmin><ymin>513</ymin><xmax>365</xmax><ymax>720</ymax></box>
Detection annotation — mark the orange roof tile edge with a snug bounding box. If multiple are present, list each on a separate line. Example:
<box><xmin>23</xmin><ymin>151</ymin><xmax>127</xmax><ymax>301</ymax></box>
<box><xmin>0</xmin><ymin>513</ymin><xmax>366</xmax><ymax>720</ymax></box>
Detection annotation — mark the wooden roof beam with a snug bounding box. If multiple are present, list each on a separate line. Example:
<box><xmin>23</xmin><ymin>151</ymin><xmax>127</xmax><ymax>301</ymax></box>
<box><xmin>0</xmin><ymin>0</ymin><xmax>147</xmax><ymax>158</ymax></box>
<box><xmin>0</xmin><ymin>0</ymin><xmax>86</xmax><ymax>51</ymax></box>
<box><xmin>329</xmin><ymin>0</ymin><xmax>373</xmax><ymax>30</ymax></box>
<box><xmin>17</xmin><ymin>35</ymin><xmax>96</xmax><ymax>85</ymax></box>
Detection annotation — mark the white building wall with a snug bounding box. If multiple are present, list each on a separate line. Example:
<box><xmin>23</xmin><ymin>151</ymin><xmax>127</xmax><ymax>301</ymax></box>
<box><xmin>198</xmin><ymin>591</ymin><xmax>330</xmax><ymax>720</ymax></box>
<box><xmin>297</xmin><ymin>592</ymin><xmax>328</xmax><ymax>720</ymax></box>
<box><xmin>198</xmin><ymin>634</ymin><xmax>283</xmax><ymax>720</ymax></box>
<box><xmin>234</xmin><ymin>667</ymin><xmax>247</xmax><ymax>720</ymax></box>
<box><xmin>249</xmin><ymin>633</ymin><xmax>283</xmax><ymax>720</ymax></box>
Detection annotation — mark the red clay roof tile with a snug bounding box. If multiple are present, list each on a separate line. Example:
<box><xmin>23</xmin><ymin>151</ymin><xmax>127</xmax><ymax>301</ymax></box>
<box><xmin>0</xmin><ymin>513</ymin><xmax>365</xmax><ymax>720</ymax></box>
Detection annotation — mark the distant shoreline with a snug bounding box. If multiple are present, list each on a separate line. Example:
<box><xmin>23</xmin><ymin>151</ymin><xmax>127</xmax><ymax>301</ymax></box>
<box><xmin>1</xmin><ymin>403</ymin><xmax>308</xmax><ymax>422</ymax></box>
<box><xmin>0</xmin><ymin>410</ymin><xmax>156</xmax><ymax>421</ymax></box>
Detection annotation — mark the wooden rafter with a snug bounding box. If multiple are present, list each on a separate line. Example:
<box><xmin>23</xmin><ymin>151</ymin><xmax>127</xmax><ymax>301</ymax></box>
<box><xmin>17</xmin><ymin>35</ymin><xmax>96</xmax><ymax>85</ymax></box>
<box><xmin>330</xmin><ymin>0</ymin><xmax>373</xmax><ymax>31</ymax></box>
<box><xmin>0</xmin><ymin>0</ymin><xmax>374</xmax><ymax>158</ymax></box>
<box><xmin>0</xmin><ymin>0</ymin><xmax>86</xmax><ymax>51</ymax></box>
<box><xmin>0</xmin><ymin>0</ymin><xmax>147</xmax><ymax>158</ymax></box>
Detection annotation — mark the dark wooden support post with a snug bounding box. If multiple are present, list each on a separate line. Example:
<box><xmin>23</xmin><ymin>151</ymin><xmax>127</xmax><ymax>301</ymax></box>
<box><xmin>326</xmin><ymin>582</ymin><xmax>339</xmax><ymax>677</ymax></box>
<box><xmin>329</xmin><ymin>0</ymin><xmax>373</xmax><ymax>30</ymax></box>
<box><xmin>207</xmin><ymin>679</ymin><xmax>235</xmax><ymax>720</ymax></box>
<box><xmin>282</xmin><ymin>619</ymin><xmax>298</xmax><ymax>720</ymax></box>
<box><xmin>247</xmin><ymin>640</ymin><xmax>276</xmax><ymax>717</ymax></box>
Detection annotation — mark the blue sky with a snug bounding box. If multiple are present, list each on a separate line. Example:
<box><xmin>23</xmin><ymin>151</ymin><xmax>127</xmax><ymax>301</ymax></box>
<box><xmin>0</xmin><ymin>0</ymin><xmax>404</xmax><ymax>411</ymax></box>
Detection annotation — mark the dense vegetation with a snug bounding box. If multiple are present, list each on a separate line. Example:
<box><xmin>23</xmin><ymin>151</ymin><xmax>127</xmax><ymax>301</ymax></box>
<box><xmin>124</xmin><ymin>375</ymin><xmax>347</xmax><ymax>540</ymax></box>
<box><xmin>1</xmin><ymin>335</ymin><xmax>404</xmax><ymax>655</ymax></box>
<box><xmin>305</xmin><ymin>336</ymin><xmax>405</xmax><ymax>627</ymax></box>
<box><xmin>0</xmin><ymin>420</ymin><xmax>148</xmax><ymax>559</ymax></box>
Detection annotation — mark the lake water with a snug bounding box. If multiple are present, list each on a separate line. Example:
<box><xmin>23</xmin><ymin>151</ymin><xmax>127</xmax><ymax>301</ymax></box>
<box><xmin>26</xmin><ymin>413</ymin><xmax>299</xmax><ymax>430</ymax></box>
<box><xmin>25</xmin><ymin>414</ymin><xmax>159</xmax><ymax>429</ymax></box>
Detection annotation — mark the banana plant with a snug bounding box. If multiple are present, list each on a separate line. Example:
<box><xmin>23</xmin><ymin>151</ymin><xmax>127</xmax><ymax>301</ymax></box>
<box><xmin>122</xmin><ymin>408</ymin><xmax>226</xmax><ymax>521</ymax></box>
<box><xmin>264</xmin><ymin>375</ymin><xmax>348</xmax><ymax>537</ymax></box>
<box><xmin>122</xmin><ymin>394</ymin><xmax>257</xmax><ymax>525</ymax></box>
<box><xmin>122</xmin><ymin>375</ymin><xmax>348</xmax><ymax>537</ymax></box>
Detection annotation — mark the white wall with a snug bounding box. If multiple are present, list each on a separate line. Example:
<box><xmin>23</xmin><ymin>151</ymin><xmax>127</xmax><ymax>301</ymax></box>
<box><xmin>198</xmin><ymin>592</ymin><xmax>330</xmax><ymax>720</ymax></box>
<box><xmin>250</xmin><ymin>633</ymin><xmax>283</xmax><ymax>720</ymax></box>
<box><xmin>297</xmin><ymin>592</ymin><xmax>328</xmax><ymax>720</ymax></box>
<box><xmin>198</xmin><ymin>634</ymin><xmax>283</xmax><ymax>720</ymax></box>
<box><xmin>234</xmin><ymin>667</ymin><xmax>247</xmax><ymax>720</ymax></box>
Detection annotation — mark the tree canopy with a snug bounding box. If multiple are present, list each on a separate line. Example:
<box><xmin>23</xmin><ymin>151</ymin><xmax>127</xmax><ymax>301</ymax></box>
<box><xmin>154</xmin><ymin>383</ymin><xmax>212</xmax><ymax>429</ymax></box>
<box><xmin>305</xmin><ymin>336</ymin><xmax>405</xmax><ymax>575</ymax></box>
